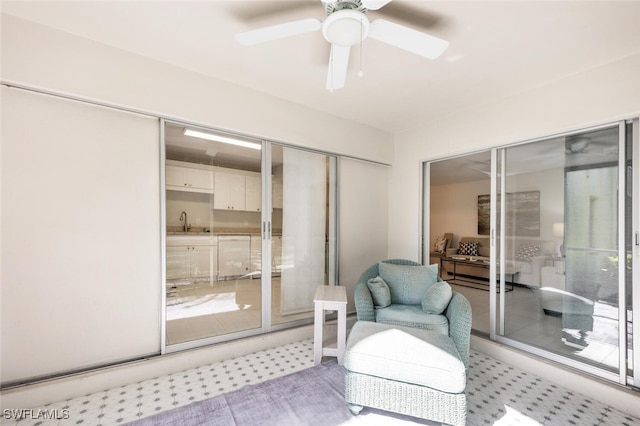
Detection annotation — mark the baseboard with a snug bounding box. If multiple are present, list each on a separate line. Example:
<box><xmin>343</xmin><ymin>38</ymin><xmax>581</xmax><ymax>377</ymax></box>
<box><xmin>1</xmin><ymin>325</ymin><xmax>314</xmax><ymax>410</ymax></box>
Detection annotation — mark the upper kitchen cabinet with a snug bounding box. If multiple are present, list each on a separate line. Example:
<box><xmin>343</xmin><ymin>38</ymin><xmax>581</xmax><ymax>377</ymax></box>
<box><xmin>245</xmin><ymin>175</ymin><xmax>261</xmax><ymax>212</ymax></box>
<box><xmin>214</xmin><ymin>169</ymin><xmax>261</xmax><ymax>212</ymax></box>
<box><xmin>214</xmin><ymin>170</ymin><xmax>246</xmax><ymax>210</ymax></box>
<box><xmin>166</xmin><ymin>160</ymin><xmax>214</xmax><ymax>194</ymax></box>
<box><xmin>272</xmin><ymin>175</ymin><xmax>283</xmax><ymax>209</ymax></box>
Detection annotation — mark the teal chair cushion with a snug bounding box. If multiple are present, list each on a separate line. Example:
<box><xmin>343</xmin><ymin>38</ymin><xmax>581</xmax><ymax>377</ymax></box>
<box><xmin>366</xmin><ymin>276</ymin><xmax>391</xmax><ymax>308</ymax></box>
<box><xmin>421</xmin><ymin>280</ymin><xmax>453</xmax><ymax>314</ymax></box>
<box><xmin>375</xmin><ymin>304</ymin><xmax>449</xmax><ymax>335</ymax></box>
<box><xmin>378</xmin><ymin>262</ymin><xmax>439</xmax><ymax>305</ymax></box>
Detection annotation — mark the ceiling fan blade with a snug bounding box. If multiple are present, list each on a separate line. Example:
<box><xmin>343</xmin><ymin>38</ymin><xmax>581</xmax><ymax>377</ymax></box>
<box><xmin>368</xmin><ymin>19</ymin><xmax>449</xmax><ymax>59</ymax></box>
<box><xmin>361</xmin><ymin>0</ymin><xmax>393</xmax><ymax>11</ymax></box>
<box><xmin>326</xmin><ymin>44</ymin><xmax>351</xmax><ymax>91</ymax></box>
<box><xmin>235</xmin><ymin>18</ymin><xmax>322</xmax><ymax>46</ymax></box>
<box><xmin>229</xmin><ymin>2</ymin><xmax>321</xmax><ymax>22</ymax></box>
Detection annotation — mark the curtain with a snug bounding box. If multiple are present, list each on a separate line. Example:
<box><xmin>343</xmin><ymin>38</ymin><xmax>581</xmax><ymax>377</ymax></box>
<box><xmin>280</xmin><ymin>149</ymin><xmax>327</xmax><ymax>315</ymax></box>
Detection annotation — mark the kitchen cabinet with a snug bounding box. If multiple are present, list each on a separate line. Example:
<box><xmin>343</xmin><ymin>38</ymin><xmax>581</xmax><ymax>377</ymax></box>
<box><xmin>250</xmin><ymin>235</ymin><xmax>262</xmax><ymax>275</ymax></box>
<box><xmin>214</xmin><ymin>171</ymin><xmax>246</xmax><ymax>210</ymax></box>
<box><xmin>271</xmin><ymin>235</ymin><xmax>282</xmax><ymax>274</ymax></box>
<box><xmin>166</xmin><ymin>162</ymin><xmax>214</xmax><ymax>194</ymax></box>
<box><xmin>246</xmin><ymin>235</ymin><xmax>282</xmax><ymax>276</ymax></box>
<box><xmin>245</xmin><ymin>175</ymin><xmax>261</xmax><ymax>212</ymax></box>
<box><xmin>166</xmin><ymin>236</ymin><xmax>217</xmax><ymax>282</ymax></box>
<box><xmin>166</xmin><ymin>246</ymin><xmax>190</xmax><ymax>279</ymax></box>
<box><xmin>190</xmin><ymin>245</ymin><xmax>217</xmax><ymax>278</ymax></box>
<box><xmin>249</xmin><ymin>235</ymin><xmax>282</xmax><ymax>276</ymax></box>
<box><xmin>272</xmin><ymin>176</ymin><xmax>283</xmax><ymax>209</ymax></box>
<box><xmin>217</xmin><ymin>235</ymin><xmax>251</xmax><ymax>279</ymax></box>
<box><xmin>214</xmin><ymin>169</ymin><xmax>262</xmax><ymax>212</ymax></box>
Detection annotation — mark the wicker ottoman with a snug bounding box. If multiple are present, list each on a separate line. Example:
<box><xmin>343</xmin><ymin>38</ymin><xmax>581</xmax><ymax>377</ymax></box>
<box><xmin>344</xmin><ymin>321</ymin><xmax>467</xmax><ymax>426</ymax></box>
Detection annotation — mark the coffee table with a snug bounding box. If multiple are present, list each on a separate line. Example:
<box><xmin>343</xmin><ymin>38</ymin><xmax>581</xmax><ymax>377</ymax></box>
<box><xmin>441</xmin><ymin>257</ymin><xmax>515</xmax><ymax>291</ymax></box>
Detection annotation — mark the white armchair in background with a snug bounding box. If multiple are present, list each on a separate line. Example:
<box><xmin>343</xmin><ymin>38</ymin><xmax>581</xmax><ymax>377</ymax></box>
<box><xmin>540</xmin><ymin>264</ymin><xmax>594</xmax><ymax>317</ymax></box>
<box><xmin>539</xmin><ymin>263</ymin><xmax>595</xmax><ymax>348</ymax></box>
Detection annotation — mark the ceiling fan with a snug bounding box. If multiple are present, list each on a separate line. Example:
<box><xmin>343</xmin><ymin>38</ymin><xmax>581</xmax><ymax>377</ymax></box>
<box><xmin>234</xmin><ymin>0</ymin><xmax>449</xmax><ymax>91</ymax></box>
<box><xmin>565</xmin><ymin>136</ymin><xmax>617</xmax><ymax>156</ymax></box>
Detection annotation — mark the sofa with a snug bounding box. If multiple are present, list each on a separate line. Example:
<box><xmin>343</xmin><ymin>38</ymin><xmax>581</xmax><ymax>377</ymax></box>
<box><xmin>443</xmin><ymin>236</ymin><xmax>555</xmax><ymax>287</ymax></box>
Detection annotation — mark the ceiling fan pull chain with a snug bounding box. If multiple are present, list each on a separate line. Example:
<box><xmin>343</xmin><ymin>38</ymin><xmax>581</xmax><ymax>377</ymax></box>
<box><xmin>358</xmin><ymin>17</ymin><xmax>364</xmax><ymax>77</ymax></box>
<box><xmin>329</xmin><ymin>48</ymin><xmax>334</xmax><ymax>92</ymax></box>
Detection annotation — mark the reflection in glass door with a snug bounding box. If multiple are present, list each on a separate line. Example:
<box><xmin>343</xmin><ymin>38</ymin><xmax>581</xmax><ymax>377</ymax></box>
<box><xmin>164</xmin><ymin>122</ymin><xmax>264</xmax><ymax>347</ymax></box>
<box><xmin>494</xmin><ymin>123</ymin><xmax>631</xmax><ymax>380</ymax></box>
<box><xmin>163</xmin><ymin>121</ymin><xmax>337</xmax><ymax>350</ymax></box>
<box><xmin>426</xmin><ymin>152</ymin><xmax>493</xmax><ymax>335</ymax></box>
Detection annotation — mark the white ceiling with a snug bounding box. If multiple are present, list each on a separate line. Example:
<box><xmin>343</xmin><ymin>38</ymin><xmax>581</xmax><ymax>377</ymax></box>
<box><xmin>3</xmin><ymin>1</ymin><xmax>640</xmax><ymax>134</ymax></box>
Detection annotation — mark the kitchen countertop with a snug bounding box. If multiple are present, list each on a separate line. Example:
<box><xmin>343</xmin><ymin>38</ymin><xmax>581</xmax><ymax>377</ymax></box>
<box><xmin>167</xmin><ymin>227</ymin><xmax>282</xmax><ymax>237</ymax></box>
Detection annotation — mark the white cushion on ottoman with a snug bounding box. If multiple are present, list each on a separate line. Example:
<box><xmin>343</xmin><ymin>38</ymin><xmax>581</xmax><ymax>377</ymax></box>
<box><xmin>344</xmin><ymin>321</ymin><xmax>466</xmax><ymax>394</ymax></box>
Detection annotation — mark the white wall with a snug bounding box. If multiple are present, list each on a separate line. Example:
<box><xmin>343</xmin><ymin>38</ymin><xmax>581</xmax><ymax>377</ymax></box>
<box><xmin>430</xmin><ymin>179</ymin><xmax>490</xmax><ymax>248</ymax></box>
<box><xmin>0</xmin><ymin>15</ymin><xmax>393</xmax><ymax>163</ymax></box>
<box><xmin>390</xmin><ymin>53</ymin><xmax>640</xmax><ymax>259</ymax></box>
<box><xmin>2</xmin><ymin>87</ymin><xmax>161</xmax><ymax>383</ymax></box>
<box><xmin>338</xmin><ymin>158</ymin><xmax>389</xmax><ymax>314</ymax></box>
<box><xmin>430</xmin><ymin>168</ymin><xmax>565</xmax><ymax>249</ymax></box>
<box><xmin>0</xmin><ymin>14</ymin><xmax>393</xmax><ymax>386</ymax></box>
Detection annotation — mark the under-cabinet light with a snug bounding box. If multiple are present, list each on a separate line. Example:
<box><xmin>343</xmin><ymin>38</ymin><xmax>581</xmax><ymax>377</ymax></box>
<box><xmin>183</xmin><ymin>128</ymin><xmax>261</xmax><ymax>150</ymax></box>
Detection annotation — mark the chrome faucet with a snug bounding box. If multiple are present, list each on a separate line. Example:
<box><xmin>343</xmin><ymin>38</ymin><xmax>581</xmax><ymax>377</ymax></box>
<box><xmin>179</xmin><ymin>211</ymin><xmax>190</xmax><ymax>232</ymax></box>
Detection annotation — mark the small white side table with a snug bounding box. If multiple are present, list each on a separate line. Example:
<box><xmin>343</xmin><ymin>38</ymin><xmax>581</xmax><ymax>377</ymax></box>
<box><xmin>313</xmin><ymin>285</ymin><xmax>347</xmax><ymax>365</ymax></box>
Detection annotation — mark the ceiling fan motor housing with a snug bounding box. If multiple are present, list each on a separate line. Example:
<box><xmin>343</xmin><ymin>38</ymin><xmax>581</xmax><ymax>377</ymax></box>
<box><xmin>322</xmin><ymin>9</ymin><xmax>370</xmax><ymax>46</ymax></box>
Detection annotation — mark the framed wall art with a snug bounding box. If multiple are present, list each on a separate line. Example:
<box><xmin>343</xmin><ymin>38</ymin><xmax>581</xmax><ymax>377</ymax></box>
<box><xmin>478</xmin><ymin>191</ymin><xmax>540</xmax><ymax>237</ymax></box>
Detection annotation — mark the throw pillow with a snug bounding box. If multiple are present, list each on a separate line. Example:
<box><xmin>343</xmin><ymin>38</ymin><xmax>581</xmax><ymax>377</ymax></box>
<box><xmin>458</xmin><ymin>241</ymin><xmax>479</xmax><ymax>256</ymax></box>
<box><xmin>378</xmin><ymin>262</ymin><xmax>439</xmax><ymax>305</ymax></box>
<box><xmin>421</xmin><ymin>280</ymin><xmax>453</xmax><ymax>314</ymax></box>
<box><xmin>366</xmin><ymin>276</ymin><xmax>391</xmax><ymax>309</ymax></box>
<box><xmin>432</xmin><ymin>236</ymin><xmax>448</xmax><ymax>254</ymax></box>
<box><xmin>515</xmin><ymin>245</ymin><xmax>540</xmax><ymax>262</ymax></box>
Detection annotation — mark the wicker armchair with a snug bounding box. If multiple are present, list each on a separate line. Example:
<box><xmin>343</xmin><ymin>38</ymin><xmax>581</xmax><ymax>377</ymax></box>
<box><xmin>346</xmin><ymin>259</ymin><xmax>472</xmax><ymax>425</ymax></box>
<box><xmin>353</xmin><ymin>258</ymin><xmax>472</xmax><ymax>367</ymax></box>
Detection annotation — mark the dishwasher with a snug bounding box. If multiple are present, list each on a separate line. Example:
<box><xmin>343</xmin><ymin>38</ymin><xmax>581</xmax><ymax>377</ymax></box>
<box><xmin>217</xmin><ymin>235</ymin><xmax>251</xmax><ymax>280</ymax></box>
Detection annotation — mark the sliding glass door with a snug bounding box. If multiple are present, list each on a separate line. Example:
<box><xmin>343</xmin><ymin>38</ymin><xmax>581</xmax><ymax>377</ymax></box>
<box><xmin>163</xmin><ymin>121</ymin><xmax>336</xmax><ymax>351</ymax></box>
<box><xmin>164</xmin><ymin>122</ymin><xmax>264</xmax><ymax>348</ymax></box>
<box><xmin>425</xmin><ymin>118</ymin><xmax>638</xmax><ymax>387</ymax></box>
<box><xmin>493</xmin><ymin>122</ymin><xmax>635</xmax><ymax>383</ymax></box>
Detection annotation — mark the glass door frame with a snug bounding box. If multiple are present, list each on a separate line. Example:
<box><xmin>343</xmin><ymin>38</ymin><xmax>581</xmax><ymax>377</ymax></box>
<box><xmin>161</xmin><ymin>119</ymin><xmax>267</xmax><ymax>354</ymax></box>
<box><xmin>423</xmin><ymin>117</ymin><xmax>638</xmax><ymax>388</ymax></box>
<box><xmin>489</xmin><ymin>120</ymin><xmax>635</xmax><ymax>386</ymax></box>
<box><xmin>161</xmin><ymin>119</ymin><xmax>339</xmax><ymax>354</ymax></box>
<box><xmin>261</xmin><ymin>141</ymin><xmax>273</xmax><ymax>334</ymax></box>
<box><xmin>632</xmin><ymin>118</ymin><xmax>640</xmax><ymax>387</ymax></box>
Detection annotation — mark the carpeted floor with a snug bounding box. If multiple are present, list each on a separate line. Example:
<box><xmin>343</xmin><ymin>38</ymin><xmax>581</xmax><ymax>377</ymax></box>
<box><xmin>126</xmin><ymin>360</ymin><xmax>388</xmax><ymax>426</ymax></box>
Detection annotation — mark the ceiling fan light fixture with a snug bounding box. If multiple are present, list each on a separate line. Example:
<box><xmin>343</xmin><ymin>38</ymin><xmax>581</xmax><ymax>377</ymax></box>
<box><xmin>322</xmin><ymin>10</ymin><xmax>370</xmax><ymax>46</ymax></box>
